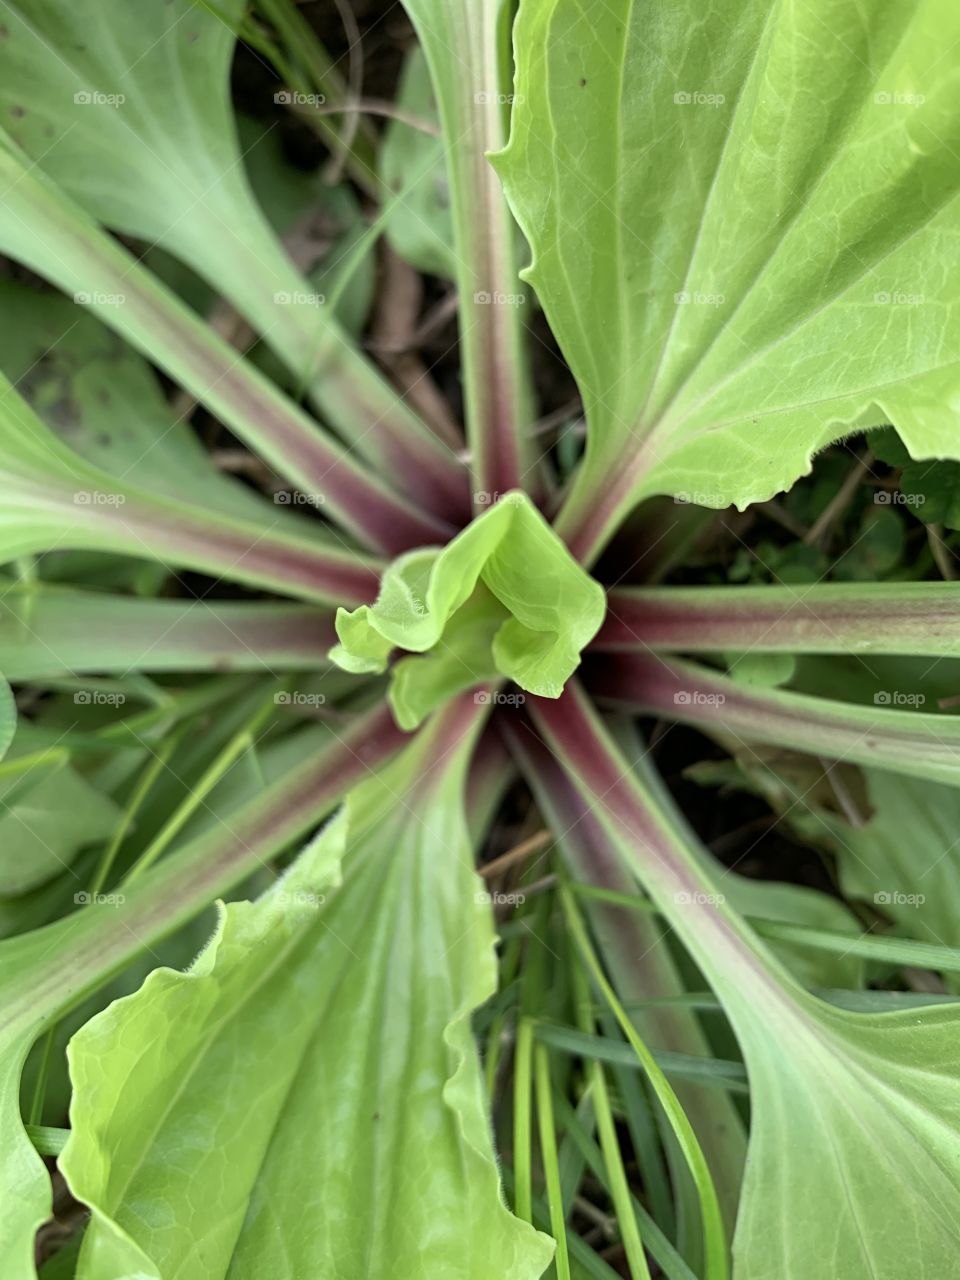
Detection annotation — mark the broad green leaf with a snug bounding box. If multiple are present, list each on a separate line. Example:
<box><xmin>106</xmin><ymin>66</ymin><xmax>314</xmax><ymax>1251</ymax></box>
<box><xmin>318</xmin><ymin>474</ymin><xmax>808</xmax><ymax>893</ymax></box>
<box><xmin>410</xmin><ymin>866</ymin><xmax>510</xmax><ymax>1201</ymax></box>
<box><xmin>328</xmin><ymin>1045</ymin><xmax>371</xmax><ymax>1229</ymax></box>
<box><xmin>380</xmin><ymin>46</ymin><xmax>456</xmax><ymax>279</ymax></box>
<box><xmin>0</xmin><ymin>706</ymin><xmax>404</xmax><ymax>1278</ymax></box>
<box><xmin>532</xmin><ymin>684</ymin><xmax>960</xmax><ymax>1279</ymax></box>
<box><xmin>331</xmin><ymin>492</ymin><xmax>605</xmax><ymax>710</ymax></box>
<box><xmin>61</xmin><ymin>700</ymin><xmax>553</xmax><ymax>1279</ymax></box>
<box><xmin>498</xmin><ymin>0</ymin><xmax>960</xmax><ymax>559</ymax></box>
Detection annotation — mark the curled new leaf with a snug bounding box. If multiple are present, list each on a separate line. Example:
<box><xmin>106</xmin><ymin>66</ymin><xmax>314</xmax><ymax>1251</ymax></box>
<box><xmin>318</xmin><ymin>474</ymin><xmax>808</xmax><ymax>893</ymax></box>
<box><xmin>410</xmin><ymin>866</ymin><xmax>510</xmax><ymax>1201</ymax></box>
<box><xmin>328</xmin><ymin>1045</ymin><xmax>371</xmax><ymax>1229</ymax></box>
<box><xmin>330</xmin><ymin>492</ymin><xmax>605</xmax><ymax>726</ymax></box>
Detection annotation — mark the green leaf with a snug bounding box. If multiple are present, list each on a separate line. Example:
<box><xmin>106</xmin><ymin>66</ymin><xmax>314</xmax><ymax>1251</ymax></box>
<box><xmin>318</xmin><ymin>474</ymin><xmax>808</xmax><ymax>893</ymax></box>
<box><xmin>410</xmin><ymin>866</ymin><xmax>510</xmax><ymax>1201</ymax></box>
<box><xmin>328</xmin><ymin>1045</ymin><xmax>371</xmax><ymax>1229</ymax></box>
<box><xmin>0</xmin><ymin>282</ymin><xmax>269</xmax><ymax>522</ymax></box>
<box><xmin>532</xmin><ymin>686</ymin><xmax>960</xmax><ymax>1280</ymax></box>
<box><xmin>796</xmin><ymin>767</ymin><xmax>960</xmax><ymax>950</ymax></box>
<box><xmin>331</xmin><ymin>493</ymin><xmax>605</xmax><ymax>717</ymax></box>
<box><xmin>896</xmin><ymin>458</ymin><xmax>960</xmax><ymax>527</ymax></box>
<box><xmin>0</xmin><ymin>0</ymin><xmax>464</xmax><ymax>500</ymax></box>
<box><xmin>0</xmin><ymin>365</ymin><xmax>382</xmax><ymax>605</ymax></box>
<box><xmin>0</xmin><ymin>705</ymin><xmax>405</xmax><ymax>1278</ymax></box>
<box><xmin>721</xmin><ymin>877</ymin><xmax>864</xmax><ymax>991</ymax></box>
<box><xmin>0</xmin><ymin>586</ymin><xmax>334</xmax><ymax>680</ymax></box>
<box><xmin>400</xmin><ymin>0</ymin><xmax>535</xmax><ymax>497</ymax></box>
<box><xmin>60</xmin><ymin>700</ymin><xmax>553</xmax><ymax>1279</ymax></box>
<box><xmin>498</xmin><ymin>0</ymin><xmax>960</xmax><ymax>559</ymax></box>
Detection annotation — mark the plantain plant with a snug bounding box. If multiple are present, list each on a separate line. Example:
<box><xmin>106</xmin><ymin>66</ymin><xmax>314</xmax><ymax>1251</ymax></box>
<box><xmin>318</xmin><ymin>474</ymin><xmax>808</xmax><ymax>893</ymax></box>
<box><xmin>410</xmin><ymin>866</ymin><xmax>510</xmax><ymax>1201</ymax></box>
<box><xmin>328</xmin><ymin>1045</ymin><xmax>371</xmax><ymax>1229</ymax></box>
<box><xmin>2</xmin><ymin>0</ymin><xmax>960</xmax><ymax>1277</ymax></box>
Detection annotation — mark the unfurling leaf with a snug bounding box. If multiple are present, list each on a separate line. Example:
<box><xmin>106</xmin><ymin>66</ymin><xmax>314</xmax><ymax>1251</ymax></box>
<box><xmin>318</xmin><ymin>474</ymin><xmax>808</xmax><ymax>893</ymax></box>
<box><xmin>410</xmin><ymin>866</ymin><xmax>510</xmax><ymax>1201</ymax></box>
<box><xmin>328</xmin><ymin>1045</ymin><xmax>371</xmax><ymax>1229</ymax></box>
<box><xmin>330</xmin><ymin>492</ymin><xmax>605</xmax><ymax>726</ymax></box>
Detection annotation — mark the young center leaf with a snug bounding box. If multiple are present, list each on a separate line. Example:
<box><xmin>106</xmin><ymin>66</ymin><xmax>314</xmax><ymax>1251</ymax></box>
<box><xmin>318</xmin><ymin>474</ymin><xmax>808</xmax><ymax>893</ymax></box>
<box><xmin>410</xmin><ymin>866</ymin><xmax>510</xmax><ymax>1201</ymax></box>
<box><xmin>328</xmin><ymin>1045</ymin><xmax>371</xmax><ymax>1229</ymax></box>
<box><xmin>497</xmin><ymin>0</ymin><xmax>960</xmax><ymax>560</ymax></box>
<box><xmin>330</xmin><ymin>492</ymin><xmax>605</xmax><ymax>726</ymax></box>
<box><xmin>60</xmin><ymin>696</ymin><xmax>554</xmax><ymax>1280</ymax></box>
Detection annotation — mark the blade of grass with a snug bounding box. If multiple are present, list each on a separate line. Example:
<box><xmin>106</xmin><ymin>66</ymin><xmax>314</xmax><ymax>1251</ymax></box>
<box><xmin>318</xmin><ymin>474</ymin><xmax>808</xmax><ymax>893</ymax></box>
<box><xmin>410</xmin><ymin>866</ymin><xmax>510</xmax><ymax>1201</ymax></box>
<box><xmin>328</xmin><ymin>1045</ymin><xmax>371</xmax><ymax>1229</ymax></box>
<box><xmin>560</xmin><ymin>884</ymin><xmax>729</xmax><ymax>1280</ymax></box>
<box><xmin>122</xmin><ymin>686</ymin><xmax>283</xmax><ymax>885</ymax></box>
<box><xmin>535</xmin><ymin>1024</ymin><xmax>748</xmax><ymax>1093</ymax></box>
<box><xmin>535</xmin><ymin>1044</ymin><xmax>571</xmax><ymax>1280</ymax></box>
<box><xmin>514</xmin><ymin>1016</ymin><xmax>535</xmax><ymax>1225</ymax></box>
<box><xmin>553</xmin><ymin>1094</ymin><xmax>699</xmax><ymax>1280</ymax></box>
<box><xmin>570</xmin><ymin>961</ymin><xmax>652</xmax><ymax>1280</ymax></box>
